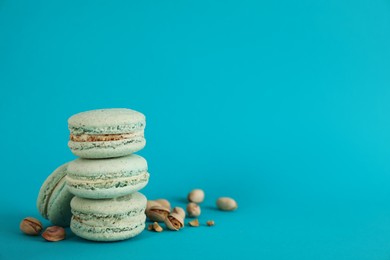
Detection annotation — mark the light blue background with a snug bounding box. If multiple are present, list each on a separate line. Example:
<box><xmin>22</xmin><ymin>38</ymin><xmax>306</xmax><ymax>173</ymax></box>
<box><xmin>1</xmin><ymin>0</ymin><xmax>390</xmax><ymax>259</ymax></box>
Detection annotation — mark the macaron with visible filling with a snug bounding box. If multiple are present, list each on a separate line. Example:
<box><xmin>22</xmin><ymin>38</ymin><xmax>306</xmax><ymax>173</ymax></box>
<box><xmin>37</xmin><ymin>163</ymin><xmax>74</xmax><ymax>227</ymax></box>
<box><xmin>68</xmin><ymin>108</ymin><xmax>146</xmax><ymax>159</ymax></box>
<box><xmin>70</xmin><ymin>192</ymin><xmax>147</xmax><ymax>241</ymax></box>
<box><xmin>66</xmin><ymin>154</ymin><xmax>149</xmax><ymax>199</ymax></box>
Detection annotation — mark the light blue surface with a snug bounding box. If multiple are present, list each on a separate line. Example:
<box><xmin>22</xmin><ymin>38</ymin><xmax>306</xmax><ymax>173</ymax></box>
<box><xmin>1</xmin><ymin>0</ymin><xmax>390</xmax><ymax>259</ymax></box>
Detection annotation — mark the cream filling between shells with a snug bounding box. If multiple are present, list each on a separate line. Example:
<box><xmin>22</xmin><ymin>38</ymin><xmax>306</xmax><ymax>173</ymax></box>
<box><xmin>67</xmin><ymin>172</ymin><xmax>149</xmax><ymax>190</ymax></box>
<box><xmin>70</xmin><ymin>131</ymin><xmax>143</xmax><ymax>142</ymax></box>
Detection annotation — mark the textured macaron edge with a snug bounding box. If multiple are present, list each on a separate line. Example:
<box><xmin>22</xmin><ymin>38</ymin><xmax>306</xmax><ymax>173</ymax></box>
<box><xmin>37</xmin><ymin>163</ymin><xmax>69</xmax><ymax>219</ymax></box>
<box><xmin>46</xmin><ymin>177</ymin><xmax>74</xmax><ymax>227</ymax></box>
<box><xmin>68</xmin><ymin>137</ymin><xmax>146</xmax><ymax>159</ymax></box>
<box><xmin>70</xmin><ymin>192</ymin><xmax>146</xmax><ymax>214</ymax></box>
<box><xmin>68</xmin><ymin>108</ymin><xmax>146</xmax><ymax>135</ymax></box>
<box><xmin>69</xmin><ymin>122</ymin><xmax>145</xmax><ymax>135</ymax></box>
<box><xmin>71</xmin><ymin>217</ymin><xmax>145</xmax><ymax>242</ymax></box>
<box><xmin>66</xmin><ymin>155</ymin><xmax>149</xmax><ymax>198</ymax></box>
<box><xmin>66</xmin><ymin>154</ymin><xmax>148</xmax><ymax>176</ymax></box>
<box><xmin>70</xmin><ymin>192</ymin><xmax>147</xmax><ymax>241</ymax></box>
<box><xmin>66</xmin><ymin>172</ymin><xmax>149</xmax><ymax>199</ymax></box>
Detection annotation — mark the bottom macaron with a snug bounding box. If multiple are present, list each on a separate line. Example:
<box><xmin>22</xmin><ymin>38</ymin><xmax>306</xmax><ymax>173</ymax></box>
<box><xmin>70</xmin><ymin>192</ymin><xmax>147</xmax><ymax>242</ymax></box>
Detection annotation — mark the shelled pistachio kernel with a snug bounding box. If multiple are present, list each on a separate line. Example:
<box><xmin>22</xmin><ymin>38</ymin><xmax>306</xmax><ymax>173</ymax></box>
<box><xmin>20</xmin><ymin>217</ymin><xmax>43</xmax><ymax>235</ymax></box>
<box><xmin>165</xmin><ymin>213</ymin><xmax>184</xmax><ymax>231</ymax></box>
<box><xmin>42</xmin><ymin>226</ymin><xmax>66</xmax><ymax>242</ymax></box>
<box><xmin>186</xmin><ymin>202</ymin><xmax>201</xmax><ymax>217</ymax></box>
<box><xmin>188</xmin><ymin>219</ymin><xmax>200</xmax><ymax>227</ymax></box>
<box><xmin>216</xmin><ymin>197</ymin><xmax>238</xmax><ymax>211</ymax></box>
<box><xmin>187</xmin><ymin>189</ymin><xmax>205</xmax><ymax>203</ymax></box>
<box><xmin>152</xmin><ymin>222</ymin><xmax>163</xmax><ymax>232</ymax></box>
<box><xmin>206</xmin><ymin>220</ymin><xmax>215</xmax><ymax>227</ymax></box>
<box><xmin>147</xmin><ymin>224</ymin><xmax>154</xmax><ymax>231</ymax></box>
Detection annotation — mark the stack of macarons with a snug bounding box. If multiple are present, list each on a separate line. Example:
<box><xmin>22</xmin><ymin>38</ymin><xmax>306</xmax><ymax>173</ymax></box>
<box><xmin>37</xmin><ymin>108</ymin><xmax>150</xmax><ymax>242</ymax></box>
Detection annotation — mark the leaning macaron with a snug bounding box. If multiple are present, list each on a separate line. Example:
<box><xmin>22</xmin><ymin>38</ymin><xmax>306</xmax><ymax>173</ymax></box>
<box><xmin>68</xmin><ymin>108</ymin><xmax>146</xmax><ymax>159</ymax></box>
<box><xmin>66</xmin><ymin>154</ymin><xmax>149</xmax><ymax>199</ymax></box>
<box><xmin>37</xmin><ymin>163</ymin><xmax>74</xmax><ymax>227</ymax></box>
<box><xmin>70</xmin><ymin>192</ymin><xmax>147</xmax><ymax>241</ymax></box>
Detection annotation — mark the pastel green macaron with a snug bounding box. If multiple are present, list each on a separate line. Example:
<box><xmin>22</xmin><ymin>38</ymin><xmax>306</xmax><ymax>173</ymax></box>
<box><xmin>37</xmin><ymin>163</ymin><xmax>74</xmax><ymax>227</ymax></box>
<box><xmin>68</xmin><ymin>108</ymin><xmax>146</xmax><ymax>159</ymax></box>
<box><xmin>66</xmin><ymin>154</ymin><xmax>149</xmax><ymax>199</ymax></box>
<box><xmin>70</xmin><ymin>192</ymin><xmax>147</xmax><ymax>242</ymax></box>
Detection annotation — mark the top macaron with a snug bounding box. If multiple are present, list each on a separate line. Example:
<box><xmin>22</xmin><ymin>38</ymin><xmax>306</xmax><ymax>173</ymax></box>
<box><xmin>68</xmin><ymin>108</ymin><xmax>146</xmax><ymax>159</ymax></box>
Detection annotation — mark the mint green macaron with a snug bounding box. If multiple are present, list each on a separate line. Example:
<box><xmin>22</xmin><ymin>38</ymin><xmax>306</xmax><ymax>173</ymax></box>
<box><xmin>68</xmin><ymin>108</ymin><xmax>146</xmax><ymax>159</ymax></box>
<box><xmin>37</xmin><ymin>163</ymin><xmax>74</xmax><ymax>227</ymax></box>
<box><xmin>66</xmin><ymin>154</ymin><xmax>149</xmax><ymax>199</ymax></box>
<box><xmin>70</xmin><ymin>192</ymin><xmax>147</xmax><ymax>242</ymax></box>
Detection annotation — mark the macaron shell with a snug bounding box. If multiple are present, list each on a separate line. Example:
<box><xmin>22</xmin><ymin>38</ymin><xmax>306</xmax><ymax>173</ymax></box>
<box><xmin>66</xmin><ymin>172</ymin><xmax>149</xmax><ymax>199</ymax></box>
<box><xmin>71</xmin><ymin>192</ymin><xmax>147</xmax><ymax>214</ymax></box>
<box><xmin>36</xmin><ymin>163</ymin><xmax>74</xmax><ymax>227</ymax></box>
<box><xmin>46</xmin><ymin>177</ymin><xmax>74</xmax><ymax>226</ymax></box>
<box><xmin>70</xmin><ymin>192</ymin><xmax>147</xmax><ymax>242</ymax></box>
<box><xmin>68</xmin><ymin>108</ymin><xmax>146</xmax><ymax>158</ymax></box>
<box><xmin>68</xmin><ymin>137</ymin><xmax>146</xmax><ymax>159</ymax></box>
<box><xmin>67</xmin><ymin>154</ymin><xmax>147</xmax><ymax>177</ymax></box>
<box><xmin>66</xmin><ymin>155</ymin><xmax>149</xmax><ymax>199</ymax></box>
<box><xmin>37</xmin><ymin>164</ymin><xmax>67</xmax><ymax>219</ymax></box>
<box><xmin>71</xmin><ymin>216</ymin><xmax>145</xmax><ymax>242</ymax></box>
<box><xmin>68</xmin><ymin>108</ymin><xmax>145</xmax><ymax>135</ymax></box>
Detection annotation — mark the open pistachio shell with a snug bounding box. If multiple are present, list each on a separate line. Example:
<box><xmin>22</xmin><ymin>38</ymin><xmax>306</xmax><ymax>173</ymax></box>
<box><xmin>164</xmin><ymin>213</ymin><xmax>184</xmax><ymax>231</ymax></box>
<box><xmin>146</xmin><ymin>205</ymin><xmax>170</xmax><ymax>222</ymax></box>
<box><xmin>146</xmin><ymin>200</ymin><xmax>160</xmax><ymax>214</ymax></box>
<box><xmin>172</xmin><ymin>207</ymin><xmax>186</xmax><ymax>219</ymax></box>
<box><xmin>155</xmin><ymin>199</ymin><xmax>171</xmax><ymax>210</ymax></box>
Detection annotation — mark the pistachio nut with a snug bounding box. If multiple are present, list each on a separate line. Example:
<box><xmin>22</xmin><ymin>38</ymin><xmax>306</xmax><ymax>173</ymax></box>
<box><xmin>42</xmin><ymin>226</ymin><xmax>66</xmax><ymax>242</ymax></box>
<box><xmin>188</xmin><ymin>219</ymin><xmax>200</xmax><ymax>227</ymax></box>
<box><xmin>186</xmin><ymin>202</ymin><xmax>201</xmax><ymax>218</ymax></box>
<box><xmin>206</xmin><ymin>220</ymin><xmax>215</xmax><ymax>226</ymax></box>
<box><xmin>172</xmin><ymin>206</ymin><xmax>186</xmax><ymax>219</ymax></box>
<box><xmin>152</xmin><ymin>222</ymin><xmax>163</xmax><ymax>232</ymax></box>
<box><xmin>146</xmin><ymin>205</ymin><xmax>170</xmax><ymax>222</ymax></box>
<box><xmin>187</xmin><ymin>189</ymin><xmax>205</xmax><ymax>203</ymax></box>
<box><xmin>146</xmin><ymin>200</ymin><xmax>160</xmax><ymax>213</ymax></box>
<box><xmin>154</xmin><ymin>199</ymin><xmax>171</xmax><ymax>210</ymax></box>
<box><xmin>216</xmin><ymin>197</ymin><xmax>238</xmax><ymax>211</ymax></box>
<box><xmin>147</xmin><ymin>224</ymin><xmax>154</xmax><ymax>231</ymax></box>
<box><xmin>20</xmin><ymin>217</ymin><xmax>43</xmax><ymax>236</ymax></box>
<box><xmin>164</xmin><ymin>212</ymin><xmax>184</xmax><ymax>231</ymax></box>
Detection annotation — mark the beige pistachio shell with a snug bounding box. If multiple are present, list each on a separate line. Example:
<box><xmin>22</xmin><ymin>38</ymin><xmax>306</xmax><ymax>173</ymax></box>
<box><xmin>20</xmin><ymin>217</ymin><xmax>43</xmax><ymax>236</ymax></box>
<box><xmin>155</xmin><ymin>199</ymin><xmax>171</xmax><ymax>210</ymax></box>
<box><xmin>216</xmin><ymin>197</ymin><xmax>238</xmax><ymax>211</ymax></box>
<box><xmin>172</xmin><ymin>207</ymin><xmax>186</xmax><ymax>219</ymax></box>
<box><xmin>186</xmin><ymin>202</ymin><xmax>201</xmax><ymax>218</ymax></box>
<box><xmin>146</xmin><ymin>200</ymin><xmax>160</xmax><ymax>213</ymax></box>
<box><xmin>187</xmin><ymin>189</ymin><xmax>205</xmax><ymax>203</ymax></box>
<box><xmin>146</xmin><ymin>205</ymin><xmax>170</xmax><ymax>222</ymax></box>
<box><xmin>164</xmin><ymin>213</ymin><xmax>184</xmax><ymax>231</ymax></box>
<box><xmin>41</xmin><ymin>226</ymin><xmax>66</xmax><ymax>242</ymax></box>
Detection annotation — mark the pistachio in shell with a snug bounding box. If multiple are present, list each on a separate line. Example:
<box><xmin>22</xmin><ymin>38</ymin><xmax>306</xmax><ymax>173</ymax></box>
<box><xmin>164</xmin><ymin>212</ymin><xmax>184</xmax><ymax>231</ymax></box>
<box><xmin>146</xmin><ymin>205</ymin><xmax>170</xmax><ymax>222</ymax></box>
